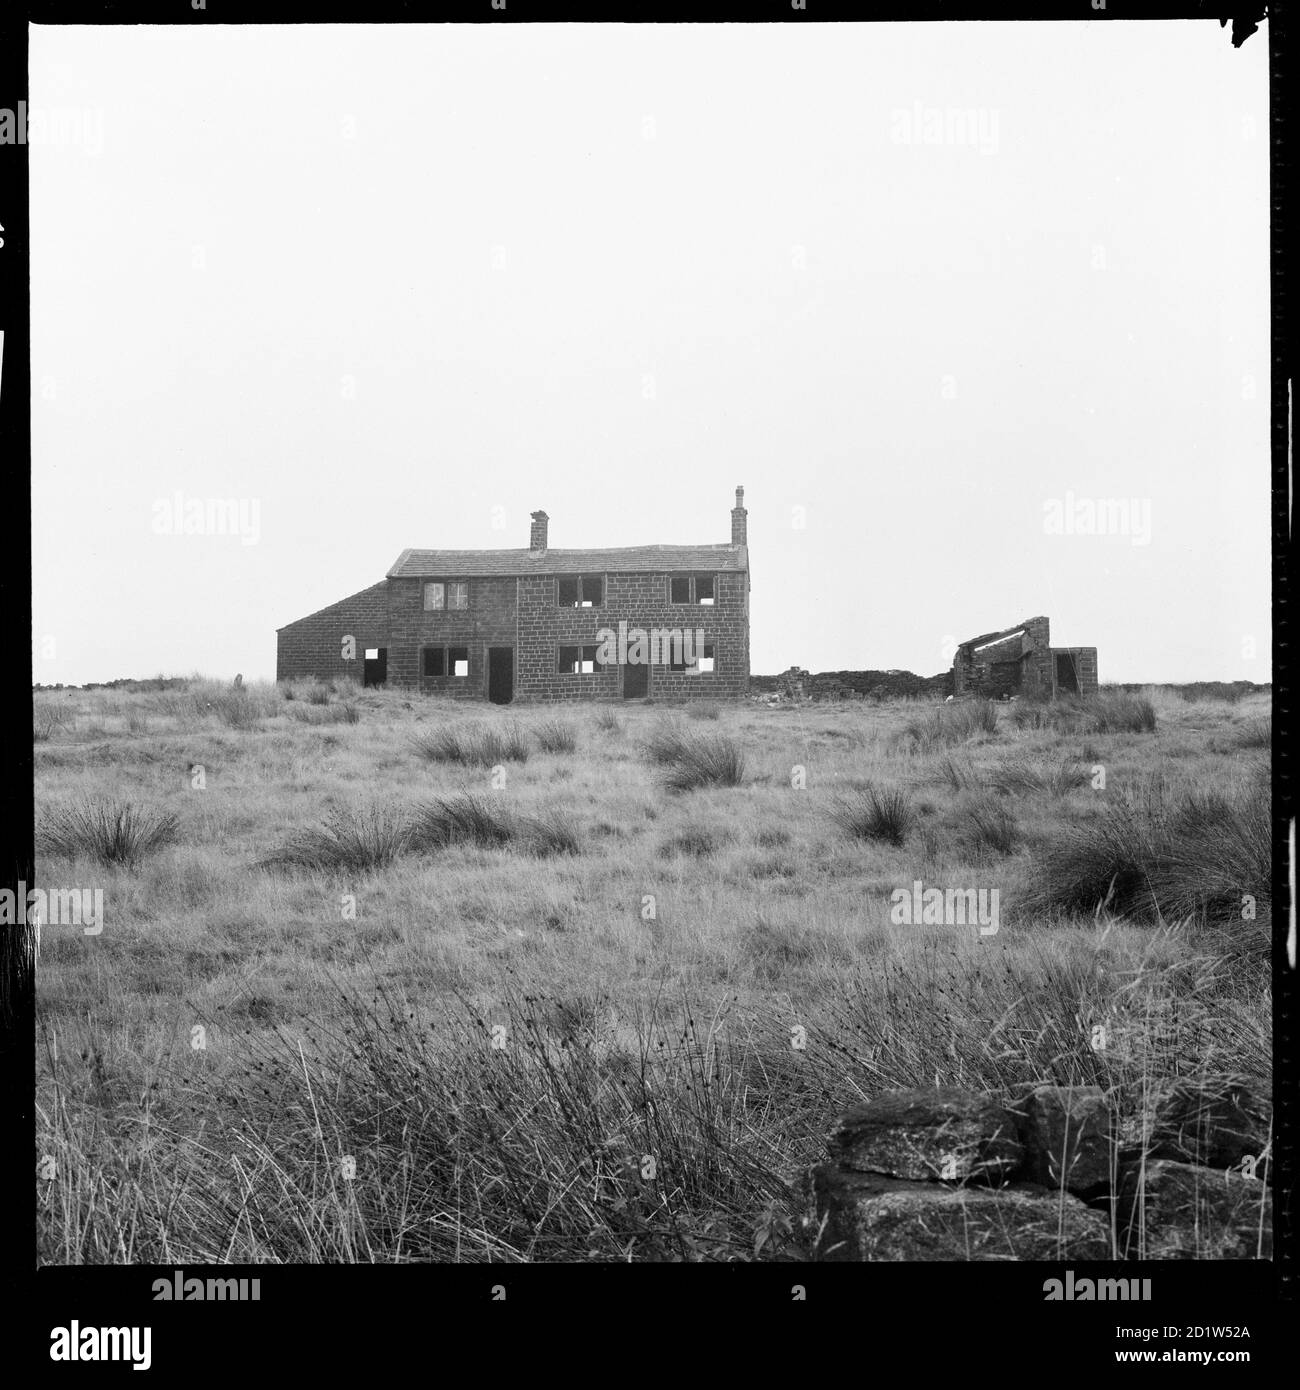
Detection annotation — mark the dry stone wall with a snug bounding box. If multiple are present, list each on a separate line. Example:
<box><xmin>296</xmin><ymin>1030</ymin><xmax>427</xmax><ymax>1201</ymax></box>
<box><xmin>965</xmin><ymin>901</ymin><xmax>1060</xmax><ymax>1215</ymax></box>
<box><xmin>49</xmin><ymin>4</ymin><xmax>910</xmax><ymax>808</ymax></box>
<box><xmin>804</xmin><ymin>1076</ymin><xmax>1272</xmax><ymax>1261</ymax></box>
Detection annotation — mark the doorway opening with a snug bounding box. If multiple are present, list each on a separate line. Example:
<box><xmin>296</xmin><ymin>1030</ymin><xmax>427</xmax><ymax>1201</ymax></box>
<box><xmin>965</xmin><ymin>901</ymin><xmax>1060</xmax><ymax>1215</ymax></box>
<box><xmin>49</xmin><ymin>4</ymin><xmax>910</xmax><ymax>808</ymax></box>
<box><xmin>1055</xmin><ymin>653</ymin><xmax>1081</xmax><ymax>696</ymax></box>
<box><xmin>488</xmin><ymin>647</ymin><xmax>514</xmax><ymax>704</ymax></box>
<box><xmin>363</xmin><ymin>648</ymin><xmax>387</xmax><ymax>687</ymax></box>
<box><xmin>622</xmin><ymin>662</ymin><xmax>648</xmax><ymax>699</ymax></box>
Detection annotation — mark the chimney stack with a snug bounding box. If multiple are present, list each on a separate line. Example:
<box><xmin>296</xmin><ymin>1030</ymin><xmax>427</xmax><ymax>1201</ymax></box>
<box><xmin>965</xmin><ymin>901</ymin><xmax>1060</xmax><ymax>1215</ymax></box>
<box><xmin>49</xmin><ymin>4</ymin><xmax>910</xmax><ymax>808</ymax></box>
<box><xmin>731</xmin><ymin>486</ymin><xmax>747</xmax><ymax>546</ymax></box>
<box><xmin>529</xmin><ymin>510</ymin><xmax>549</xmax><ymax>551</ymax></box>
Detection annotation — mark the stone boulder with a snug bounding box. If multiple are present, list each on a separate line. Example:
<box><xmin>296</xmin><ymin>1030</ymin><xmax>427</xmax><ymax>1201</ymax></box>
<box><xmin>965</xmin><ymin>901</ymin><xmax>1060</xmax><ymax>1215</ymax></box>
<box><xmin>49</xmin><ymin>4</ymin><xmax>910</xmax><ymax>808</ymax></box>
<box><xmin>807</xmin><ymin>1166</ymin><xmax>1111</xmax><ymax>1261</ymax></box>
<box><xmin>1013</xmin><ymin>1085</ymin><xmax>1115</xmax><ymax>1194</ymax></box>
<box><xmin>828</xmin><ymin>1088</ymin><xmax>1023</xmax><ymax>1184</ymax></box>
<box><xmin>1114</xmin><ymin>1159</ymin><xmax>1272</xmax><ymax>1259</ymax></box>
<box><xmin>1139</xmin><ymin>1076</ymin><xmax>1272</xmax><ymax>1175</ymax></box>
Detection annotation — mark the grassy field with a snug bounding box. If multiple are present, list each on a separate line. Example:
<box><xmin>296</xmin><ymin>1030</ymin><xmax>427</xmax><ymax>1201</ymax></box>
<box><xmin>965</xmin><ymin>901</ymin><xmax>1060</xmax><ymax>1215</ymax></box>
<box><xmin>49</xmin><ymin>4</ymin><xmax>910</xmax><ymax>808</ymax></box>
<box><xmin>33</xmin><ymin>679</ymin><xmax>1272</xmax><ymax>1263</ymax></box>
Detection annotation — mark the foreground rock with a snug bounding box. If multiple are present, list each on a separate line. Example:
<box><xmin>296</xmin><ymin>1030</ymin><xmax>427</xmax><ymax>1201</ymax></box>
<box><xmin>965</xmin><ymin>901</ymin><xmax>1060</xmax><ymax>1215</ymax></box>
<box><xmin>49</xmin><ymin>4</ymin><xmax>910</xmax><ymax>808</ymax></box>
<box><xmin>1114</xmin><ymin>1160</ymin><xmax>1272</xmax><ymax>1259</ymax></box>
<box><xmin>807</xmin><ymin>1167</ymin><xmax>1111</xmax><ymax>1261</ymax></box>
<box><xmin>1143</xmin><ymin>1076</ymin><xmax>1272</xmax><ymax>1174</ymax></box>
<box><xmin>1013</xmin><ymin>1084</ymin><xmax>1115</xmax><ymax>1194</ymax></box>
<box><xmin>828</xmin><ymin>1089</ymin><xmax>1023</xmax><ymax>1184</ymax></box>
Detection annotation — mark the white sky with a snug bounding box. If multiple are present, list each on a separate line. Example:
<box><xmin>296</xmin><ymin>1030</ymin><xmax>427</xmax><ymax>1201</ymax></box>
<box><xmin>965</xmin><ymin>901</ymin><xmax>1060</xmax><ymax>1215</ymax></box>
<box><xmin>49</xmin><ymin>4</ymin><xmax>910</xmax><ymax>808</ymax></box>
<box><xmin>30</xmin><ymin>21</ymin><xmax>1271</xmax><ymax>685</ymax></box>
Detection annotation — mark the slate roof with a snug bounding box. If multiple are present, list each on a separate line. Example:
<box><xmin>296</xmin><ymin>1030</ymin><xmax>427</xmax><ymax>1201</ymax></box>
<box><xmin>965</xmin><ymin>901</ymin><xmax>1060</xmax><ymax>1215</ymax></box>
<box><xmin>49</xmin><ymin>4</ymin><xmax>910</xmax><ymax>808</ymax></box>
<box><xmin>387</xmin><ymin>543</ymin><xmax>748</xmax><ymax>579</ymax></box>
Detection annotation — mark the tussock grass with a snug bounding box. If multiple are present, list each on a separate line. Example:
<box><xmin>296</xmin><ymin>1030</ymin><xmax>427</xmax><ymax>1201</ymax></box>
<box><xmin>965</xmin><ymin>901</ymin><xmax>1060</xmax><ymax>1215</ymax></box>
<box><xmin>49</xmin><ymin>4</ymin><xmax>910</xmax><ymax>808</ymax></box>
<box><xmin>686</xmin><ymin>703</ymin><xmax>722</xmax><ymax>721</ymax></box>
<box><xmin>259</xmin><ymin>807</ymin><xmax>411</xmax><ymax>873</ymax></box>
<box><xmin>412</xmin><ymin>722</ymin><xmax>530</xmax><ymax>767</ymax></box>
<box><xmin>407</xmin><ymin>793</ymin><xmax>518</xmax><ymax>850</ymax></box>
<box><xmin>990</xmin><ymin>755</ymin><xmax>1090</xmax><ymax>797</ymax></box>
<box><xmin>963</xmin><ymin>797</ymin><xmax>1019</xmax><ymax>856</ymax></box>
<box><xmin>286</xmin><ymin>702</ymin><xmax>360</xmax><ymax>726</ymax></box>
<box><xmin>37</xmin><ymin>797</ymin><xmax>179</xmax><ymax>868</ymax></box>
<box><xmin>533</xmin><ymin>719</ymin><xmax>577</xmax><ymax>754</ymax></box>
<box><xmin>645</xmin><ymin>724</ymin><xmax>746</xmax><ymax>791</ymax></box>
<box><xmin>1011</xmin><ymin>693</ymin><xmax>1157</xmax><ymax>735</ymax></box>
<box><xmin>1230</xmin><ymin>716</ymin><xmax>1271</xmax><ymax>750</ymax></box>
<box><xmin>1022</xmin><ymin>777</ymin><xmax>1271</xmax><ymax>924</ymax></box>
<box><xmin>594</xmin><ymin>707</ymin><xmax>623</xmax><ymax>734</ymax></box>
<box><xmin>935</xmin><ymin>753</ymin><xmax>980</xmax><ymax>792</ymax></box>
<box><xmin>39</xmin><ymin>987</ymin><xmax>796</xmax><ymax>1263</ymax></box>
<box><xmin>899</xmin><ymin>701</ymin><xmax>999</xmax><ymax>752</ymax></box>
<box><xmin>520</xmin><ymin>808</ymin><xmax>583</xmax><ymax>857</ymax></box>
<box><xmin>184</xmin><ymin>680</ymin><xmax>281</xmax><ymax>730</ymax></box>
<box><xmin>828</xmin><ymin>786</ymin><xmax>913</xmax><ymax>846</ymax></box>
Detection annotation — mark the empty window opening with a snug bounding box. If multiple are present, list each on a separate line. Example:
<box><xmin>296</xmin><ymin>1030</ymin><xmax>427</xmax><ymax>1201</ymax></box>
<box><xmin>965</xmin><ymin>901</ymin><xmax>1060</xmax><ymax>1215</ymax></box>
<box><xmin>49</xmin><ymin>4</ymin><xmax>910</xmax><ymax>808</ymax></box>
<box><xmin>559</xmin><ymin>644</ymin><xmax>605</xmax><ymax>675</ymax></box>
<box><xmin>424</xmin><ymin>580</ymin><xmax>468</xmax><ymax>610</ymax></box>
<box><xmin>670</xmin><ymin>641</ymin><xmax>714</xmax><ymax>674</ymax></box>
<box><xmin>557</xmin><ymin>576</ymin><xmax>602</xmax><ymax>608</ymax></box>
<box><xmin>422</xmin><ymin>647</ymin><xmax>446</xmax><ymax>677</ymax></box>
<box><xmin>670</xmin><ymin>574</ymin><xmax>717</xmax><ymax>605</ymax></box>
<box><xmin>449</xmin><ymin>647</ymin><xmax>470</xmax><ymax>678</ymax></box>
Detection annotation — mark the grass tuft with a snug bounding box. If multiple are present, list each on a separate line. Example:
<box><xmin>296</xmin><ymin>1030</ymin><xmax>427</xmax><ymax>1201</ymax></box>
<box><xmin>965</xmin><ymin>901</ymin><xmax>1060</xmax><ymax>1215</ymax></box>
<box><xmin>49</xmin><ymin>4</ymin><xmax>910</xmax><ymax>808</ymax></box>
<box><xmin>412</xmin><ymin>722</ymin><xmax>530</xmax><ymax>767</ymax></box>
<box><xmin>259</xmin><ymin>807</ymin><xmax>411</xmax><ymax>873</ymax></box>
<box><xmin>533</xmin><ymin>719</ymin><xmax>578</xmax><ymax>754</ymax></box>
<box><xmin>37</xmin><ymin>797</ymin><xmax>179</xmax><ymax>868</ymax></box>
<box><xmin>828</xmin><ymin>786</ymin><xmax>913</xmax><ymax>846</ymax></box>
<box><xmin>407</xmin><ymin>793</ymin><xmax>518</xmax><ymax>851</ymax></box>
<box><xmin>645</xmin><ymin>726</ymin><xmax>746</xmax><ymax>791</ymax></box>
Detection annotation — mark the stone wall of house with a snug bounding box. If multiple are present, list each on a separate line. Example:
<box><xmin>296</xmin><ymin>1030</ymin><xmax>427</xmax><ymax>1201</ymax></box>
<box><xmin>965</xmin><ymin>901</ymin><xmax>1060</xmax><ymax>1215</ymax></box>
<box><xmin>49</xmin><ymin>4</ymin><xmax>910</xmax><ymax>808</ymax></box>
<box><xmin>513</xmin><ymin>570</ymin><xmax>750</xmax><ymax>701</ymax></box>
<box><xmin>278</xmin><ymin>567</ymin><xmax>750</xmax><ymax>701</ymax></box>
<box><xmin>804</xmin><ymin>1075</ymin><xmax>1272</xmax><ymax>1260</ymax></box>
<box><xmin>384</xmin><ymin>576</ymin><xmax>518</xmax><ymax>698</ymax></box>
<box><xmin>275</xmin><ymin>582</ymin><xmax>390</xmax><ymax>684</ymax></box>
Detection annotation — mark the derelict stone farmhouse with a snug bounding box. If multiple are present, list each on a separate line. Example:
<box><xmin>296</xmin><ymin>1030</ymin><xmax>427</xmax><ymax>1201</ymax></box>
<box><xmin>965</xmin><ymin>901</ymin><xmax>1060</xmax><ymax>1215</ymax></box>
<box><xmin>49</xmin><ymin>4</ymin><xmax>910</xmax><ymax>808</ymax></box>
<box><xmin>276</xmin><ymin>490</ymin><xmax>751</xmax><ymax>703</ymax></box>
<box><xmin>952</xmin><ymin>615</ymin><xmax>1098</xmax><ymax>700</ymax></box>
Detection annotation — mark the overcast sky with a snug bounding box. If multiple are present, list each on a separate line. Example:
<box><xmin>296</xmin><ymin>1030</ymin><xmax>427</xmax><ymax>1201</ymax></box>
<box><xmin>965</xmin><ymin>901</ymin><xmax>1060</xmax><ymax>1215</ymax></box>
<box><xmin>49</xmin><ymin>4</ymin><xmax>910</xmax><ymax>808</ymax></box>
<box><xmin>30</xmin><ymin>21</ymin><xmax>1270</xmax><ymax>686</ymax></box>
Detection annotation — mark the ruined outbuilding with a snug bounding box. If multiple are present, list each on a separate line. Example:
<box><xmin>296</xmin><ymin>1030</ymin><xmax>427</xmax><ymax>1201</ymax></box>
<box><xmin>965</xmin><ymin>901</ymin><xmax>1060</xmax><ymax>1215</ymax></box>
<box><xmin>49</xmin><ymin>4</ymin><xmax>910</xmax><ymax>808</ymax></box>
<box><xmin>952</xmin><ymin>616</ymin><xmax>1098</xmax><ymax>700</ymax></box>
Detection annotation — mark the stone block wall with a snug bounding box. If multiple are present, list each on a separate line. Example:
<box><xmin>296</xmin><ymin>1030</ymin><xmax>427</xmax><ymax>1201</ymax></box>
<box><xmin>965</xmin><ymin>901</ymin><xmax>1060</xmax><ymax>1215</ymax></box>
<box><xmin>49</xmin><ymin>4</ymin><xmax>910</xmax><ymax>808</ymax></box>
<box><xmin>1052</xmin><ymin>646</ymin><xmax>1100</xmax><ymax>697</ymax></box>
<box><xmin>513</xmin><ymin>570</ymin><xmax>749</xmax><ymax>702</ymax></box>
<box><xmin>804</xmin><ymin>1075</ymin><xmax>1272</xmax><ymax>1261</ymax></box>
<box><xmin>277</xmin><ymin>565</ymin><xmax>750</xmax><ymax>701</ymax></box>
<box><xmin>275</xmin><ymin>582</ymin><xmax>389</xmax><ymax>684</ymax></box>
<box><xmin>951</xmin><ymin>615</ymin><xmax>1097</xmax><ymax>701</ymax></box>
<box><xmin>385</xmin><ymin>575</ymin><xmax>518</xmax><ymax>698</ymax></box>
